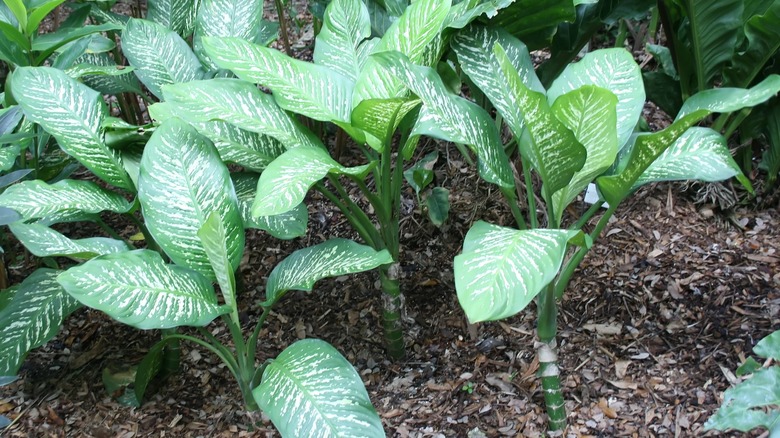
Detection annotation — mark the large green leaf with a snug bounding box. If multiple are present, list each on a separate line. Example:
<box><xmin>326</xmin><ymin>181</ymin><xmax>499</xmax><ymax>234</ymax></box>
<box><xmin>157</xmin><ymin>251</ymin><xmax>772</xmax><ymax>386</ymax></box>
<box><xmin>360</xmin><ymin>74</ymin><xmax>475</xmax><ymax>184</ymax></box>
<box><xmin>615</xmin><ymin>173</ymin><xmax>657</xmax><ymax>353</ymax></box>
<box><xmin>493</xmin><ymin>45</ymin><xmax>585</xmax><ymax>197</ymax></box>
<box><xmin>755</xmin><ymin>330</ymin><xmax>780</xmax><ymax>361</ymax></box>
<box><xmin>9</xmin><ymin>222</ymin><xmax>130</xmax><ymax>259</ymax></box>
<box><xmin>252</xmin><ymin>147</ymin><xmax>374</xmax><ymax>217</ymax></box>
<box><xmin>704</xmin><ymin>367</ymin><xmax>780</xmax><ymax>433</ymax></box>
<box><xmin>264</xmin><ymin>238</ymin><xmax>392</xmax><ymax>305</ymax></box>
<box><xmin>677</xmin><ymin>74</ymin><xmax>780</xmax><ymax>119</ymax></box>
<box><xmin>254</xmin><ymin>339</ymin><xmax>384</xmax><ymax>438</ymax></box>
<box><xmin>193</xmin><ymin>0</ymin><xmax>270</xmax><ymax>69</ymax></box>
<box><xmin>454</xmin><ymin>221</ymin><xmax>578</xmax><ymax>323</ymax></box>
<box><xmin>353</xmin><ymin>0</ymin><xmax>451</xmax><ymax>105</ymax></box>
<box><xmin>148</xmin><ymin>101</ymin><xmax>286</xmax><ymax>172</ymax></box>
<box><xmin>198</xmin><ymin>212</ymin><xmax>238</xmax><ymax>325</ymax></box>
<box><xmin>726</xmin><ymin>3</ymin><xmax>780</xmax><ymax>87</ymax></box>
<box><xmin>679</xmin><ymin>0</ymin><xmax>743</xmax><ymax>90</ymax></box>
<box><xmin>488</xmin><ymin>0</ymin><xmax>575</xmax><ymax>49</ymax></box>
<box><xmin>31</xmin><ymin>23</ymin><xmax>124</xmax><ymax>65</ymax></box>
<box><xmin>10</xmin><ymin>67</ymin><xmax>132</xmax><ymax>190</ymax></box>
<box><xmin>547</xmin><ymin>48</ymin><xmax>645</xmax><ymax>151</ymax></box>
<box><xmin>0</xmin><ymin>179</ymin><xmax>133</xmax><ymax>222</ymax></box>
<box><xmin>232</xmin><ymin>172</ymin><xmax>307</xmax><ymax>239</ymax></box>
<box><xmin>146</xmin><ymin>0</ymin><xmax>197</xmax><ymax>37</ymax></box>
<box><xmin>350</xmin><ymin>97</ymin><xmax>422</xmax><ymax>150</ymax></box>
<box><xmin>550</xmin><ymin>85</ymin><xmax>618</xmax><ymax>224</ymax></box>
<box><xmin>58</xmin><ymin>250</ymin><xmax>227</xmax><ymax>329</ymax></box>
<box><xmin>138</xmin><ymin>118</ymin><xmax>244</xmax><ymax>280</ymax></box>
<box><xmin>162</xmin><ymin>79</ymin><xmax>322</xmax><ymax>150</ymax></box>
<box><xmin>313</xmin><ymin>0</ymin><xmax>371</xmax><ymax>81</ymax></box>
<box><xmin>635</xmin><ymin>127</ymin><xmax>751</xmax><ymax>189</ymax></box>
<box><xmin>372</xmin><ymin>51</ymin><xmax>513</xmax><ymax>189</ymax></box>
<box><xmin>0</xmin><ymin>269</ymin><xmax>80</xmax><ymax>375</ymax></box>
<box><xmin>202</xmin><ymin>37</ymin><xmax>354</xmax><ymax>123</ymax></box>
<box><xmin>122</xmin><ymin>18</ymin><xmax>205</xmax><ymax>100</ymax></box>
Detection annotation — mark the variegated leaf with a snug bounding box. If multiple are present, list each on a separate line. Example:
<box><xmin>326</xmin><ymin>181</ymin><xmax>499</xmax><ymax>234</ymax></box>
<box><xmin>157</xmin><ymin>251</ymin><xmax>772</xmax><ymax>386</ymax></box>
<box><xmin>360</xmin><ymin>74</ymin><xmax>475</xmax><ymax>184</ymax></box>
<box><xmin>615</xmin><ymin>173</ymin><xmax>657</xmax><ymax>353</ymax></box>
<box><xmin>635</xmin><ymin>127</ymin><xmax>750</xmax><ymax>189</ymax></box>
<box><xmin>353</xmin><ymin>0</ymin><xmax>450</xmax><ymax>105</ymax></box>
<box><xmin>445</xmin><ymin>0</ymin><xmax>515</xmax><ymax>29</ymax></box>
<box><xmin>75</xmin><ymin>52</ymin><xmax>144</xmax><ymax>95</ymax></box>
<box><xmin>146</xmin><ymin>0</ymin><xmax>197</xmax><ymax>37</ymax></box>
<box><xmin>198</xmin><ymin>212</ymin><xmax>238</xmax><ymax>325</ymax></box>
<box><xmin>264</xmin><ymin>238</ymin><xmax>392</xmax><ymax>305</ymax></box>
<box><xmin>547</xmin><ymin>48</ymin><xmax>645</xmax><ymax>151</ymax></box>
<box><xmin>149</xmin><ymin>101</ymin><xmax>286</xmax><ymax>171</ymax></box>
<box><xmin>122</xmin><ymin>18</ymin><xmax>206</xmax><ymax>100</ymax></box>
<box><xmin>550</xmin><ymin>86</ymin><xmax>618</xmax><ymax>224</ymax></box>
<box><xmin>138</xmin><ymin>118</ymin><xmax>244</xmax><ymax>280</ymax></box>
<box><xmin>203</xmin><ymin>37</ymin><xmax>353</xmax><ymax>123</ymax></box>
<box><xmin>372</xmin><ymin>51</ymin><xmax>513</xmax><ymax>188</ymax></box>
<box><xmin>9</xmin><ymin>222</ymin><xmax>130</xmax><ymax>259</ymax></box>
<box><xmin>312</xmin><ymin>0</ymin><xmax>371</xmax><ymax>81</ymax></box>
<box><xmin>454</xmin><ymin>221</ymin><xmax>578</xmax><ymax>323</ymax></box>
<box><xmin>0</xmin><ymin>179</ymin><xmax>133</xmax><ymax>222</ymax></box>
<box><xmin>350</xmin><ymin>97</ymin><xmax>421</xmax><ymax>151</ymax></box>
<box><xmin>0</xmin><ymin>269</ymin><xmax>80</xmax><ymax>375</ymax></box>
<box><xmin>252</xmin><ymin>147</ymin><xmax>374</xmax><ymax>217</ymax></box>
<box><xmin>193</xmin><ymin>0</ymin><xmax>272</xmax><ymax>69</ymax></box>
<box><xmin>232</xmin><ymin>172</ymin><xmax>307</xmax><ymax>239</ymax></box>
<box><xmin>57</xmin><ymin>250</ymin><xmax>227</xmax><ymax>329</ymax></box>
<box><xmin>162</xmin><ymin>79</ymin><xmax>322</xmax><ymax>150</ymax></box>
<box><xmin>494</xmin><ymin>44</ymin><xmax>585</xmax><ymax>198</ymax></box>
<box><xmin>676</xmin><ymin>74</ymin><xmax>780</xmax><ymax>120</ymax></box>
<box><xmin>254</xmin><ymin>339</ymin><xmax>384</xmax><ymax>438</ymax></box>
<box><xmin>10</xmin><ymin>67</ymin><xmax>132</xmax><ymax>190</ymax></box>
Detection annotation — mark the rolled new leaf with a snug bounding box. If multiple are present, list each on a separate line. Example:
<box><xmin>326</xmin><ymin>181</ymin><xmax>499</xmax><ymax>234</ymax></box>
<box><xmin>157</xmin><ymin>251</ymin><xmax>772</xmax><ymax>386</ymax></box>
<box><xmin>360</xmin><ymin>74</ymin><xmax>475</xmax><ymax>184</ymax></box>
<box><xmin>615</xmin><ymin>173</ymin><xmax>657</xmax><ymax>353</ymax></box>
<box><xmin>138</xmin><ymin>118</ymin><xmax>244</xmax><ymax>280</ymax></box>
<box><xmin>57</xmin><ymin>250</ymin><xmax>228</xmax><ymax>330</ymax></box>
<box><xmin>455</xmin><ymin>221</ymin><xmax>579</xmax><ymax>323</ymax></box>
<box><xmin>0</xmin><ymin>269</ymin><xmax>80</xmax><ymax>375</ymax></box>
<box><xmin>198</xmin><ymin>212</ymin><xmax>238</xmax><ymax>325</ymax></box>
<box><xmin>254</xmin><ymin>339</ymin><xmax>385</xmax><ymax>438</ymax></box>
<box><xmin>263</xmin><ymin>238</ymin><xmax>392</xmax><ymax>306</ymax></box>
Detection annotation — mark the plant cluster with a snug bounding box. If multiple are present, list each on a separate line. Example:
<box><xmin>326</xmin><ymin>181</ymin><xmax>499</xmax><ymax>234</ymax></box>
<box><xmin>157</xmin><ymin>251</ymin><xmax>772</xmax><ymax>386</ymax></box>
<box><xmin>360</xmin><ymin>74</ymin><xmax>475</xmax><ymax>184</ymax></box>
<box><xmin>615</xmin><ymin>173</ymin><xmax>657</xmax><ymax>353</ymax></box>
<box><xmin>0</xmin><ymin>0</ymin><xmax>778</xmax><ymax>436</ymax></box>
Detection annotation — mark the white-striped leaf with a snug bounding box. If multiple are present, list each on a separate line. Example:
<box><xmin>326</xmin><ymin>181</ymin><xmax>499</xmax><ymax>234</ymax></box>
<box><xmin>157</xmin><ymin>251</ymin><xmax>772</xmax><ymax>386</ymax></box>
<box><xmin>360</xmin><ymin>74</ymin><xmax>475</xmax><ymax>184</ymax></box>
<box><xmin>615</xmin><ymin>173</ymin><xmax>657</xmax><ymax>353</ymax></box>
<box><xmin>597</xmin><ymin>76</ymin><xmax>780</xmax><ymax>205</ymax></box>
<box><xmin>138</xmin><ymin>118</ymin><xmax>244</xmax><ymax>280</ymax></box>
<box><xmin>193</xmin><ymin>0</ymin><xmax>272</xmax><ymax>69</ymax></box>
<box><xmin>148</xmin><ymin>101</ymin><xmax>286</xmax><ymax>172</ymax></box>
<box><xmin>75</xmin><ymin>52</ymin><xmax>145</xmax><ymax>95</ymax></box>
<box><xmin>10</xmin><ymin>67</ymin><xmax>133</xmax><ymax>190</ymax></box>
<box><xmin>353</xmin><ymin>0</ymin><xmax>450</xmax><ymax>105</ymax></box>
<box><xmin>455</xmin><ymin>221</ymin><xmax>578</xmax><ymax>323</ymax></box>
<box><xmin>547</xmin><ymin>48</ymin><xmax>645</xmax><ymax>151</ymax></box>
<box><xmin>452</xmin><ymin>25</ymin><xmax>545</xmax><ymax>136</ymax></box>
<box><xmin>264</xmin><ymin>238</ymin><xmax>392</xmax><ymax>305</ymax></box>
<box><xmin>122</xmin><ymin>18</ymin><xmax>206</xmax><ymax>100</ymax></box>
<box><xmin>198</xmin><ymin>212</ymin><xmax>239</xmax><ymax>325</ymax></box>
<box><xmin>57</xmin><ymin>250</ymin><xmax>227</xmax><ymax>329</ymax></box>
<box><xmin>635</xmin><ymin>127</ymin><xmax>749</xmax><ymax>188</ymax></box>
<box><xmin>203</xmin><ymin>37</ymin><xmax>354</xmax><ymax>123</ymax></box>
<box><xmin>445</xmin><ymin>0</ymin><xmax>515</xmax><ymax>29</ymax></box>
<box><xmin>312</xmin><ymin>0</ymin><xmax>371</xmax><ymax>81</ymax></box>
<box><xmin>373</xmin><ymin>51</ymin><xmax>513</xmax><ymax>189</ymax></box>
<box><xmin>351</xmin><ymin>97</ymin><xmax>421</xmax><ymax>151</ymax></box>
<box><xmin>0</xmin><ymin>179</ymin><xmax>133</xmax><ymax>222</ymax></box>
<box><xmin>494</xmin><ymin>44</ymin><xmax>585</xmax><ymax>198</ymax></box>
<box><xmin>146</xmin><ymin>0</ymin><xmax>197</xmax><ymax>37</ymax></box>
<box><xmin>0</xmin><ymin>269</ymin><xmax>80</xmax><ymax>375</ymax></box>
<box><xmin>550</xmin><ymin>86</ymin><xmax>618</xmax><ymax>224</ymax></box>
<box><xmin>254</xmin><ymin>339</ymin><xmax>384</xmax><ymax>438</ymax></box>
<box><xmin>252</xmin><ymin>147</ymin><xmax>374</xmax><ymax>217</ymax></box>
<box><xmin>9</xmin><ymin>222</ymin><xmax>130</xmax><ymax>259</ymax></box>
<box><xmin>232</xmin><ymin>172</ymin><xmax>307</xmax><ymax>239</ymax></box>
<box><xmin>162</xmin><ymin>79</ymin><xmax>322</xmax><ymax>151</ymax></box>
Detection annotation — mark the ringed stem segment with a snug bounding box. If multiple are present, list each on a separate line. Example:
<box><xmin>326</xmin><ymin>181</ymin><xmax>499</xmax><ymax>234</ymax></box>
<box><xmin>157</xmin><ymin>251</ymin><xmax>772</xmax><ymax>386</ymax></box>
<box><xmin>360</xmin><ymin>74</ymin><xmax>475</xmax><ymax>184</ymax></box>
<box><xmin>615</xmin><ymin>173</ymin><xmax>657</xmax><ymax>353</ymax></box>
<box><xmin>379</xmin><ymin>263</ymin><xmax>405</xmax><ymax>360</ymax></box>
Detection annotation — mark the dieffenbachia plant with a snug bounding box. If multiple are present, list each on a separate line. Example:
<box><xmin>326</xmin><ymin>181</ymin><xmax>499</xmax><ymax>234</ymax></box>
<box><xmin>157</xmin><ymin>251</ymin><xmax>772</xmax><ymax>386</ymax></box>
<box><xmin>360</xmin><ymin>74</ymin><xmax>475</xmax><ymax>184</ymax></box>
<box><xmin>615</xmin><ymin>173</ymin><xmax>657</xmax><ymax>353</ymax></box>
<box><xmin>705</xmin><ymin>329</ymin><xmax>780</xmax><ymax>436</ymax></box>
<box><xmin>0</xmin><ymin>103</ymin><xmax>388</xmax><ymax>435</ymax></box>
<box><xmin>158</xmin><ymin>0</ymin><xmax>515</xmax><ymax>359</ymax></box>
<box><xmin>376</xmin><ymin>23</ymin><xmax>777</xmax><ymax>431</ymax></box>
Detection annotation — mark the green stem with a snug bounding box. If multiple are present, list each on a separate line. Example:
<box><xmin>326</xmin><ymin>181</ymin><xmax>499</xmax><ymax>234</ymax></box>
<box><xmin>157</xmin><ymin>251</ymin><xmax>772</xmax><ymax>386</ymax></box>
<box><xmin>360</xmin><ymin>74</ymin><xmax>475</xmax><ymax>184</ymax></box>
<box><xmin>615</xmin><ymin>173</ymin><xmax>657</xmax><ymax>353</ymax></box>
<box><xmin>160</xmin><ymin>329</ymin><xmax>181</xmax><ymax>377</ymax></box>
<box><xmin>273</xmin><ymin>0</ymin><xmax>293</xmax><ymax>57</ymax></box>
<box><xmin>95</xmin><ymin>217</ymin><xmax>125</xmax><ymax>241</ymax></box>
<box><xmin>246</xmin><ymin>306</ymin><xmax>272</xmax><ymax>367</ymax></box>
<box><xmin>379</xmin><ymin>263</ymin><xmax>404</xmax><ymax>359</ymax></box>
<box><xmin>570</xmin><ymin>200</ymin><xmax>603</xmax><ymax>231</ymax></box>
<box><xmin>347</xmin><ymin>173</ymin><xmax>387</xmax><ymax>221</ymax></box>
<box><xmin>501</xmin><ymin>186</ymin><xmax>527</xmax><ymax>230</ymax></box>
<box><xmin>521</xmin><ymin>156</ymin><xmax>537</xmax><ymax>229</ymax></box>
<box><xmin>320</xmin><ymin>178</ymin><xmax>381</xmax><ymax>248</ymax></box>
<box><xmin>453</xmin><ymin>143</ymin><xmax>475</xmax><ymax>167</ymax></box>
<box><xmin>126</xmin><ymin>212</ymin><xmax>163</xmax><ymax>255</ymax></box>
<box><xmin>722</xmin><ymin>109</ymin><xmax>751</xmax><ymax>139</ymax></box>
<box><xmin>537</xmin><ymin>338</ymin><xmax>566</xmax><ymax>431</ymax></box>
<box><xmin>554</xmin><ymin>205</ymin><xmax>617</xmax><ymax>299</ymax></box>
